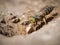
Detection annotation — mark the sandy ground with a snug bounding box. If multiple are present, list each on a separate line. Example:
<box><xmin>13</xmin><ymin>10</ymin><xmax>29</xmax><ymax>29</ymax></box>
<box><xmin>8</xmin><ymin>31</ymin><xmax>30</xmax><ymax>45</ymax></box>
<box><xmin>0</xmin><ymin>0</ymin><xmax>60</xmax><ymax>45</ymax></box>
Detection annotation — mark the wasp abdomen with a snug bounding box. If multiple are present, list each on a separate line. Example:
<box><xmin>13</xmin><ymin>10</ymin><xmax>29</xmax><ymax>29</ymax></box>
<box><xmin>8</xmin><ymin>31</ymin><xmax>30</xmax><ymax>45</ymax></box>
<box><xmin>42</xmin><ymin>6</ymin><xmax>55</xmax><ymax>15</ymax></box>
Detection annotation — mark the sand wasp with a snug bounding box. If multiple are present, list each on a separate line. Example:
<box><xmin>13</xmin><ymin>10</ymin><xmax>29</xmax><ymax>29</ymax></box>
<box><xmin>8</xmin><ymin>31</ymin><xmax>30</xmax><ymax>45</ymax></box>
<box><xmin>28</xmin><ymin>5</ymin><xmax>55</xmax><ymax>31</ymax></box>
<box><xmin>29</xmin><ymin>5</ymin><xmax>55</xmax><ymax>24</ymax></box>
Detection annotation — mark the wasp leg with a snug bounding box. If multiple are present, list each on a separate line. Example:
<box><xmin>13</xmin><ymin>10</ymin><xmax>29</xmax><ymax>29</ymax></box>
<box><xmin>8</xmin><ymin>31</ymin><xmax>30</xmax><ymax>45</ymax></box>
<box><xmin>47</xmin><ymin>15</ymin><xmax>56</xmax><ymax>19</ymax></box>
<box><xmin>30</xmin><ymin>22</ymin><xmax>36</xmax><ymax>31</ymax></box>
<box><xmin>33</xmin><ymin>24</ymin><xmax>39</xmax><ymax>31</ymax></box>
<box><xmin>46</xmin><ymin>13</ymin><xmax>58</xmax><ymax>20</ymax></box>
<box><xmin>50</xmin><ymin>15</ymin><xmax>56</xmax><ymax>18</ymax></box>
<box><xmin>33</xmin><ymin>26</ymin><xmax>36</xmax><ymax>31</ymax></box>
<box><xmin>43</xmin><ymin>17</ymin><xmax>47</xmax><ymax>24</ymax></box>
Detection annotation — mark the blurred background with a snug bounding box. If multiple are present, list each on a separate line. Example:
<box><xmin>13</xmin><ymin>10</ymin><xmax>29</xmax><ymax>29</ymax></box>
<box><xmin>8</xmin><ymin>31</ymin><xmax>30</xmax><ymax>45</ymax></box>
<box><xmin>0</xmin><ymin>0</ymin><xmax>60</xmax><ymax>45</ymax></box>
